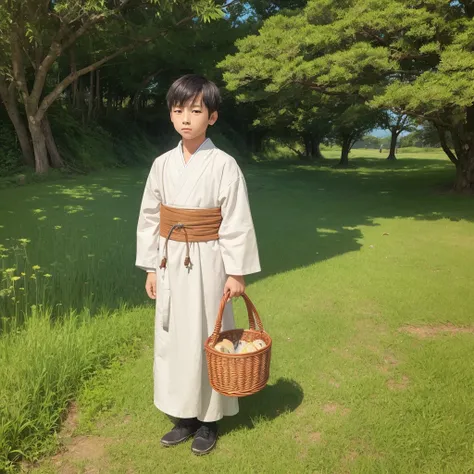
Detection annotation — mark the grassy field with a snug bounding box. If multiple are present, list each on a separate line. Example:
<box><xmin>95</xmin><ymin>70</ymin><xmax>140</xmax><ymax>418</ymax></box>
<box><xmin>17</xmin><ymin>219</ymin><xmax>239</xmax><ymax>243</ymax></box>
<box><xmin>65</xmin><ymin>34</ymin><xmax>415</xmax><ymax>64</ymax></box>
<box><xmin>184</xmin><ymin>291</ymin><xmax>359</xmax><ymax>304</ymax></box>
<box><xmin>1</xmin><ymin>149</ymin><xmax>474</xmax><ymax>473</ymax></box>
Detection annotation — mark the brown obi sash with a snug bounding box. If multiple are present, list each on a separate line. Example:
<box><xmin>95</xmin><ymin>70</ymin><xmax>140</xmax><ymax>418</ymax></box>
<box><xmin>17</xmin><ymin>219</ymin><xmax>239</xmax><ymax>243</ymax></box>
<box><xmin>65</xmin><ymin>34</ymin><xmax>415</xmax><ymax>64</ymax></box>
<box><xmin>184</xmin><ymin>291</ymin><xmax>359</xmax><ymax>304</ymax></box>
<box><xmin>159</xmin><ymin>204</ymin><xmax>222</xmax><ymax>270</ymax></box>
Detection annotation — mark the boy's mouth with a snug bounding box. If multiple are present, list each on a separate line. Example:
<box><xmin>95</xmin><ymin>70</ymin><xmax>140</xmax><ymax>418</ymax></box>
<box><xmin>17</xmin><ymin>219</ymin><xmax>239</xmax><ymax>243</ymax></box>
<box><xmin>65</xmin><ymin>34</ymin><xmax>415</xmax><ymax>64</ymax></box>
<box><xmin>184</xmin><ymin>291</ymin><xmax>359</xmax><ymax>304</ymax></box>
<box><xmin>182</xmin><ymin>128</ymin><xmax>192</xmax><ymax>132</ymax></box>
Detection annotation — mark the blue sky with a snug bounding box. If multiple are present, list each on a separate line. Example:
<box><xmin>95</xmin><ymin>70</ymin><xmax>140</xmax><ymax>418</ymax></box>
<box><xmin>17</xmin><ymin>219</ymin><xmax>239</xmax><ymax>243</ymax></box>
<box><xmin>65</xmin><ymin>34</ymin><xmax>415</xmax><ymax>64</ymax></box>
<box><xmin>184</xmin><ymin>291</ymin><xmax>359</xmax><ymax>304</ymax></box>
<box><xmin>371</xmin><ymin>128</ymin><xmax>391</xmax><ymax>137</ymax></box>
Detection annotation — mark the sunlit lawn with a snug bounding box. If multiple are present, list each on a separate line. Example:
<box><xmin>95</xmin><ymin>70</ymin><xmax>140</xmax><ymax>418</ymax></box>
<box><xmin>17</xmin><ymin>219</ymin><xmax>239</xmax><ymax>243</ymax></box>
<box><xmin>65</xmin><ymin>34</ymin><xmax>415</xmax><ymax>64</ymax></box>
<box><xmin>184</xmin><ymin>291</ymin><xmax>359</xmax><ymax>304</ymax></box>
<box><xmin>1</xmin><ymin>150</ymin><xmax>474</xmax><ymax>473</ymax></box>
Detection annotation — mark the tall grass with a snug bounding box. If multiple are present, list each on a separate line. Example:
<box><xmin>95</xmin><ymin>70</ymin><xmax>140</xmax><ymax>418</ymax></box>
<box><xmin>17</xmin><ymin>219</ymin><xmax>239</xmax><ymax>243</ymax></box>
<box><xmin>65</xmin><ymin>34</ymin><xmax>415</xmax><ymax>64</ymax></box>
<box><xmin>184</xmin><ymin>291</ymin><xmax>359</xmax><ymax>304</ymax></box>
<box><xmin>0</xmin><ymin>170</ymin><xmax>154</xmax><ymax>471</ymax></box>
<box><xmin>0</xmin><ymin>306</ymin><xmax>151</xmax><ymax>471</ymax></box>
<box><xmin>0</xmin><ymin>175</ymin><xmax>151</xmax><ymax>327</ymax></box>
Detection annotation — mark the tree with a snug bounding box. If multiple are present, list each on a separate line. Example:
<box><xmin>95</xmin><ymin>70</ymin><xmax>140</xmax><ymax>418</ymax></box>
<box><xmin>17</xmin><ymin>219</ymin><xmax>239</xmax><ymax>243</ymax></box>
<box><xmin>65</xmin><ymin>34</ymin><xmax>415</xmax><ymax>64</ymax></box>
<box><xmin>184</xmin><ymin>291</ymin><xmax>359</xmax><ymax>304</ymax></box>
<box><xmin>250</xmin><ymin>88</ymin><xmax>332</xmax><ymax>160</ymax></box>
<box><xmin>0</xmin><ymin>0</ymin><xmax>227</xmax><ymax>173</ymax></box>
<box><xmin>353</xmin><ymin>135</ymin><xmax>382</xmax><ymax>149</ymax></box>
<box><xmin>219</xmin><ymin>12</ymin><xmax>381</xmax><ymax>164</ymax></box>
<box><xmin>221</xmin><ymin>0</ymin><xmax>474</xmax><ymax>190</ymax></box>
<box><xmin>328</xmin><ymin>103</ymin><xmax>381</xmax><ymax>165</ymax></box>
<box><xmin>379</xmin><ymin>112</ymin><xmax>416</xmax><ymax>160</ymax></box>
<box><xmin>400</xmin><ymin>122</ymin><xmax>450</xmax><ymax>149</ymax></box>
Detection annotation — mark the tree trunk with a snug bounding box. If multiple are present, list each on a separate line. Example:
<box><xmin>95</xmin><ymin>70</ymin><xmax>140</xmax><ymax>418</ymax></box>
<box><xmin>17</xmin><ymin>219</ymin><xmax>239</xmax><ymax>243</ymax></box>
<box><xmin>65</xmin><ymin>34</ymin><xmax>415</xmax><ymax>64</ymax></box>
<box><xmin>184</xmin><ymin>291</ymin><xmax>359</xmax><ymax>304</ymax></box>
<box><xmin>339</xmin><ymin>137</ymin><xmax>351</xmax><ymax>166</ymax></box>
<box><xmin>28</xmin><ymin>119</ymin><xmax>49</xmax><ymax>173</ymax></box>
<box><xmin>106</xmin><ymin>88</ymin><xmax>113</xmax><ymax>117</ymax></box>
<box><xmin>454</xmin><ymin>151</ymin><xmax>474</xmax><ymax>191</ymax></box>
<box><xmin>436</xmin><ymin>107</ymin><xmax>474</xmax><ymax>192</ymax></box>
<box><xmin>454</xmin><ymin>156</ymin><xmax>474</xmax><ymax>192</ymax></box>
<box><xmin>300</xmin><ymin>134</ymin><xmax>324</xmax><ymax>161</ymax></box>
<box><xmin>42</xmin><ymin>116</ymin><xmax>64</xmax><ymax>168</ymax></box>
<box><xmin>95</xmin><ymin>70</ymin><xmax>102</xmax><ymax>117</ymax></box>
<box><xmin>87</xmin><ymin>70</ymin><xmax>94</xmax><ymax>122</ymax></box>
<box><xmin>312</xmin><ymin>139</ymin><xmax>324</xmax><ymax>160</ymax></box>
<box><xmin>302</xmin><ymin>134</ymin><xmax>311</xmax><ymax>160</ymax></box>
<box><xmin>452</xmin><ymin>121</ymin><xmax>474</xmax><ymax>191</ymax></box>
<box><xmin>0</xmin><ymin>79</ymin><xmax>35</xmax><ymax>167</ymax></box>
<box><xmin>78</xmin><ymin>78</ymin><xmax>86</xmax><ymax>124</ymax></box>
<box><xmin>248</xmin><ymin>130</ymin><xmax>264</xmax><ymax>153</ymax></box>
<box><xmin>70</xmin><ymin>49</ymin><xmax>78</xmax><ymax>108</ymax></box>
<box><xmin>387</xmin><ymin>128</ymin><xmax>398</xmax><ymax>160</ymax></box>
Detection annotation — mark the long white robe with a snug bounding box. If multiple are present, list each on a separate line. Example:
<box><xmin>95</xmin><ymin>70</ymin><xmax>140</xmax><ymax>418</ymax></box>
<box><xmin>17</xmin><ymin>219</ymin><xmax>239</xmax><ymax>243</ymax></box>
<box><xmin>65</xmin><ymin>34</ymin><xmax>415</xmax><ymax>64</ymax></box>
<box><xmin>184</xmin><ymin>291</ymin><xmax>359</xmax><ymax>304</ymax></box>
<box><xmin>136</xmin><ymin>138</ymin><xmax>261</xmax><ymax>422</ymax></box>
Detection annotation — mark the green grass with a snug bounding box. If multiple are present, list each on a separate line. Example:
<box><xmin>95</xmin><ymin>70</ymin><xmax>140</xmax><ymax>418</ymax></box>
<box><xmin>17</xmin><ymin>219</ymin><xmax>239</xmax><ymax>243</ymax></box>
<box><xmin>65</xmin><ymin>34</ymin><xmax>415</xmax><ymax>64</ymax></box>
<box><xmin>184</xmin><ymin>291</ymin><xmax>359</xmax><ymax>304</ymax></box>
<box><xmin>0</xmin><ymin>169</ymin><xmax>154</xmax><ymax>471</ymax></box>
<box><xmin>1</xmin><ymin>150</ymin><xmax>474</xmax><ymax>473</ymax></box>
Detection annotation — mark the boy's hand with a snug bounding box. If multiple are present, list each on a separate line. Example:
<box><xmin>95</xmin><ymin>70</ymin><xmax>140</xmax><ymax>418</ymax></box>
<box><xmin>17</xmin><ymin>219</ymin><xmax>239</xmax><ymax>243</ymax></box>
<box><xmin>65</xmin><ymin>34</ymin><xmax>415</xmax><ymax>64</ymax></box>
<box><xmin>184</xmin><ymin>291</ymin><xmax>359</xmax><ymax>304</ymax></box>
<box><xmin>224</xmin><ymin>275</ymin><xmax>245</xmax><ymax>301</ymax></box>
<box><xmin>145</xmin><ymin>272</ymin><xmax>157</xmax><ymax>299</ymax></box>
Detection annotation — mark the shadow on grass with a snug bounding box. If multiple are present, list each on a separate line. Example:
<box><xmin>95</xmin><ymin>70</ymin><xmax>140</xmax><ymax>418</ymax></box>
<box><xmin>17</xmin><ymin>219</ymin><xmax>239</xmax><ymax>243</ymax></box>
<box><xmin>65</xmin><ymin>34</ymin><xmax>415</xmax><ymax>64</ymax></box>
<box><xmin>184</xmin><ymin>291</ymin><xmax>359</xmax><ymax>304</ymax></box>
<box><xmin>245</xmin><ymin>158</ymin><xmax>473</xmax><ymax>283</ymax></box>
<box><xmin>0</xmin><ymin>156</ymin><xmax>473</xmax><ymax>320</ymax></box>
<box><xmin>220</xmin><ymin>378</ymin><xmax>304</xmax><ymax>434</ymax></box>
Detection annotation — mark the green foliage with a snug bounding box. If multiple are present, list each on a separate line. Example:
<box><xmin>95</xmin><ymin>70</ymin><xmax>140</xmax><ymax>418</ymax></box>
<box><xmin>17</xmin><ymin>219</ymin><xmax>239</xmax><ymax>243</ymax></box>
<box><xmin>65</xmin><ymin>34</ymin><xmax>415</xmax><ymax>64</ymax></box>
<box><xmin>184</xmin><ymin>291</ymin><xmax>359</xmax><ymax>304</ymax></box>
<box><xmin>329</xmin><ymin>104</ymin><xmax>382</xmax><ymax>145</ymax></box>
<box><xmin>220</xmin><ymin>0</ymin><xmax>474</xmax><ymax>185</ymax></box>
<box><xmin>0</xmin><ymin>307</ymin><xmax>151</xmax><ymax>471</ymax></box>
<box><xmin>47</xmin><ymin>108</ymin><xmax>158</xmax><ymax>172</ymax></box>
<box><xmin>0</xmin><ymin>119</ymin><xmax>23</xmax><ymax>177</ymax></box>
<box><xmin>399</xmin><ymin>122</ymin><xmax>449</xmax><ymax>149</ymax></box>
<box><xmin>0</xmin><ymin>0</ymin><xmax>240</xmax><ymax>178</ymax></box>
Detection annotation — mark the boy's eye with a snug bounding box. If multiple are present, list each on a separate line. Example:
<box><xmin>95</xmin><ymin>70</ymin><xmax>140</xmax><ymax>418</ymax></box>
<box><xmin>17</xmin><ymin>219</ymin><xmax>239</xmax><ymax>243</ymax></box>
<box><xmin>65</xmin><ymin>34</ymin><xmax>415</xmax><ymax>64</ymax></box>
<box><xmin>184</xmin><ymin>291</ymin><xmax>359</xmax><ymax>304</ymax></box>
<box><xmin>192</xmin><ymin>110</ymin><xmax>202</xmax><ymax>114</ymax></box>
<box><xmin>174</xmin><ymin>109</ymin><xmax>182</xmax><ymax>113</ymax></box>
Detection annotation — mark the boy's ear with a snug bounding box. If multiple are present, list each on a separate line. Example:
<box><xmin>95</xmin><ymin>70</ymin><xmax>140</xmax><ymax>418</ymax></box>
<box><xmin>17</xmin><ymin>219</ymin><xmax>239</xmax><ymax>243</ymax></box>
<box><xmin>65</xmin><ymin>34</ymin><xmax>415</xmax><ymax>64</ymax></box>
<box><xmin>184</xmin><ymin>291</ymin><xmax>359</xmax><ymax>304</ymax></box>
<box><xmin>209</xmin><ymin>111</ymin><xmax>218</xmax><ymax>126</ymax></box>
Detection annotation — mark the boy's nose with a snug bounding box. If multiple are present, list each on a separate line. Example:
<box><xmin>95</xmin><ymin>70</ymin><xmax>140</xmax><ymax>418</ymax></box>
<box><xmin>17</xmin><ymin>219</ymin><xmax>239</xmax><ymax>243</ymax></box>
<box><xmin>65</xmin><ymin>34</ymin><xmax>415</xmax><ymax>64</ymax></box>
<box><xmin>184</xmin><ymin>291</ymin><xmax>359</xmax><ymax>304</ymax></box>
<box><xmin>182</xmin><ymin>111</ymin><xmax>191</xmax><ymax>124</ymax></box>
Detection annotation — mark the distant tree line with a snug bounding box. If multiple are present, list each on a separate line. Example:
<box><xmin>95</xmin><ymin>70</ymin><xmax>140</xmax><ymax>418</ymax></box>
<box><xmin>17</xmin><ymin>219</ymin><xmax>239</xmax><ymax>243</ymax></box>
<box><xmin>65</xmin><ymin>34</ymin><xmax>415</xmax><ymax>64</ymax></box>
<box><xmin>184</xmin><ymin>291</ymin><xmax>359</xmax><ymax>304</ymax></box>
<box><xmin>1</xmin><ymin>1</ymin><xmax>473</xmax><ymax>190</ymax></box>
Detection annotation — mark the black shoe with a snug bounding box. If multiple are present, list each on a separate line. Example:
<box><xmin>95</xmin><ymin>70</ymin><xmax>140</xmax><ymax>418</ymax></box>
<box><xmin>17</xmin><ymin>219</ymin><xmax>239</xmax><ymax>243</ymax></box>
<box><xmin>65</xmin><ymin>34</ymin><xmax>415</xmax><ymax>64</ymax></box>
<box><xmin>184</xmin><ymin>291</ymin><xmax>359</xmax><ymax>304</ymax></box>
<box><xmin>191</xmin><ymin>422</ymin><xmax>218</xmax><ymax>455</ymax></box>
<box><xmin>160</xmin><ymin>418</ymin><xmax>200</xmax><ymax>447</ymax></box>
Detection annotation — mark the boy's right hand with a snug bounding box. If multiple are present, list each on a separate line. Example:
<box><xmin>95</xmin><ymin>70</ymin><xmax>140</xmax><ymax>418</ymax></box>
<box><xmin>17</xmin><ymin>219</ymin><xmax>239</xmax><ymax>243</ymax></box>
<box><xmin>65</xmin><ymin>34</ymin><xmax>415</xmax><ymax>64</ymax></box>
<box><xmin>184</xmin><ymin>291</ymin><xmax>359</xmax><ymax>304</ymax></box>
<box><xmin>145</xmin><ymin>272</ymin><xmax>157</xmax><ymax>299</ymax></box>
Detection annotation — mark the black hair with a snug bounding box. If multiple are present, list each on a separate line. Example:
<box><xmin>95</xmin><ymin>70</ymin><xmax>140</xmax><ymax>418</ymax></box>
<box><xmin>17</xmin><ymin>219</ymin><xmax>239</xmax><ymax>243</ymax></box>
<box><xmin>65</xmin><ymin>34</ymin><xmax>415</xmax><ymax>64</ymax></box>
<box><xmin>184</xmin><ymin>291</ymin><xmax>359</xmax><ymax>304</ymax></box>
<box><xmin>166</xmin><ymin>74</ymin><xmax>221</xmax><ymax>115</ymax></box>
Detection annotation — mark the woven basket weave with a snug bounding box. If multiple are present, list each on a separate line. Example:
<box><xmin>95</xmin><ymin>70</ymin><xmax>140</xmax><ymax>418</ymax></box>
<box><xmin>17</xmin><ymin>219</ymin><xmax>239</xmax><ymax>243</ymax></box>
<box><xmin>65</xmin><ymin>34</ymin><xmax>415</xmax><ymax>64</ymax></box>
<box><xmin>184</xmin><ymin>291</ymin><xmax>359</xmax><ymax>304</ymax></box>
<box><xmin>205</xmin><ymin>293</ymin><xmax>272</xmax><ymax>397</ymax></box>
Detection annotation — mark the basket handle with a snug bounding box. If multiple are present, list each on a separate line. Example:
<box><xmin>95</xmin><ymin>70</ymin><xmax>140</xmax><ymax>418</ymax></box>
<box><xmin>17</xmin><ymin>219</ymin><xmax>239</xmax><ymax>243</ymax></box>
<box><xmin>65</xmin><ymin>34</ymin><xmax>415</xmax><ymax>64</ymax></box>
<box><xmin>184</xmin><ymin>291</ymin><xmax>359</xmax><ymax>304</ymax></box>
<box><xmin>209</xmin><ymin>292</ymin><xmax>265</xmax><ymax>347</ymax></box>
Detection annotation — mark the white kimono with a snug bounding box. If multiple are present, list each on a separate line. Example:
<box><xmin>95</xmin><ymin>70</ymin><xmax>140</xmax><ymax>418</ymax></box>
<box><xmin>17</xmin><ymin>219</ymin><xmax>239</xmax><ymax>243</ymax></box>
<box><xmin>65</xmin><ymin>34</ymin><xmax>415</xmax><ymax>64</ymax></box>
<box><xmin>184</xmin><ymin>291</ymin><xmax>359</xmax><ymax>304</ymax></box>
<box><xmin>136</xmin><ymin>138</ymin><xmax>261</xmax><ymax>422</ymax></box>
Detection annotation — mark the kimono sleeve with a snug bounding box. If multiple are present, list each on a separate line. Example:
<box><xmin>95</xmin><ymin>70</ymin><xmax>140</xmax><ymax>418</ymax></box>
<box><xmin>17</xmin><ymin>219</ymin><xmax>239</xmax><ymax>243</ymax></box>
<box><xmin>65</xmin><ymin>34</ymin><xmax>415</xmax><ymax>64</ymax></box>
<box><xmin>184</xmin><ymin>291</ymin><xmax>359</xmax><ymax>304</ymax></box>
<box><xmin>218</xmin><ymin>172</ymin><xmax>261</xmax><ymax>276</ymax></box>
<box><xmin>136</xmin><ymin>160</ymin><xmax>161</xmax><ymax>272</ymax></box>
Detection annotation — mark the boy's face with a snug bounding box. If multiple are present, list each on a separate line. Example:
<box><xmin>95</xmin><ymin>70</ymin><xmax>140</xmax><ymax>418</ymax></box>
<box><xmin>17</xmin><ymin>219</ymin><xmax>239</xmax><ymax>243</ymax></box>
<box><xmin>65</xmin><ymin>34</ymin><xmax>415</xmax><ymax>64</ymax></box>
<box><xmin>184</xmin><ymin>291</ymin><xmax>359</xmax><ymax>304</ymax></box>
<box><xmin>170</xmin><ymin>94</ymin><xmax>218</xmax><ymax>141</ymax></box>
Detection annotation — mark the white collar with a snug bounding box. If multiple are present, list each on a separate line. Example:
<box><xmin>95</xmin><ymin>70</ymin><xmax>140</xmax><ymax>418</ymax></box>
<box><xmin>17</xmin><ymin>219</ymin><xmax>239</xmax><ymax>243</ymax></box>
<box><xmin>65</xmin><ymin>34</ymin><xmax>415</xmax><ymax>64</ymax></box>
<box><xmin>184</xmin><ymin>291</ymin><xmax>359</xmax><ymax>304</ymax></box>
<box><xmin>178</xmin><ymin>138</ymin><xmax>212</xmax><ymax>167</ymax></box>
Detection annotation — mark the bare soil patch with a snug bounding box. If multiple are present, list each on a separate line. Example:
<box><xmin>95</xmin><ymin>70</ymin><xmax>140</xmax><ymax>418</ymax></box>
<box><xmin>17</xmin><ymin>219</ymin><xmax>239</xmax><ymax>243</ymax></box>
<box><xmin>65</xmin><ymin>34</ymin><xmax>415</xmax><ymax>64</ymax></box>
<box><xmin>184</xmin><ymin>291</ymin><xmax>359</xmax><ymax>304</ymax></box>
<box><xmin>322</xmin><ymin>403</ymin><xmax>351</xmax><ymax>416</ymax></box>
<box><xmin>50</xmin><ymin>435</ymin><xmax>113</xmax><ymax>474</ymax></box>
<box><xmin>309</xmin><ymin>432</ymin><xmax>322</xmax><ymax>443</ymax></box>
<box><xmin>400</xmin><ymin>324</ymin><xmax>474</xmax><ymax>338</ymax></box>
<box><xmin>387</xmin><ymin>375</ymin><xmax>409</xmax><ymax>391</ymax></box>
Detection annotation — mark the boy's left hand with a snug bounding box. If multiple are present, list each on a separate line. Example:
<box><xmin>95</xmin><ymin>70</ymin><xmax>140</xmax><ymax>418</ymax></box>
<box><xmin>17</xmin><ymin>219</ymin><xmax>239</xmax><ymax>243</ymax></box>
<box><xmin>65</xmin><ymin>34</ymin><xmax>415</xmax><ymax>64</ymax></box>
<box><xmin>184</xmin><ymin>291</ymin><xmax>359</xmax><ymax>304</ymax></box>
<box><xmin>224</xmin><ymin>275</ymin><xmax>245</xmax><ymax>301</ymax></box>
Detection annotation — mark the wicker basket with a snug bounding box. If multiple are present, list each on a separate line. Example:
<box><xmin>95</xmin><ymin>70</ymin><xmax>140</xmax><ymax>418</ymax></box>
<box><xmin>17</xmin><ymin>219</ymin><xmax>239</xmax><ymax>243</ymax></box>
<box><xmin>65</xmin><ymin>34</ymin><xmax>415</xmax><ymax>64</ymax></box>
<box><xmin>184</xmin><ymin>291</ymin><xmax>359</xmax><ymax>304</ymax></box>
<box><xmin>205</xmin><ymin>293</ymin><xmax>272</xmax><ymax>397</ymax></box>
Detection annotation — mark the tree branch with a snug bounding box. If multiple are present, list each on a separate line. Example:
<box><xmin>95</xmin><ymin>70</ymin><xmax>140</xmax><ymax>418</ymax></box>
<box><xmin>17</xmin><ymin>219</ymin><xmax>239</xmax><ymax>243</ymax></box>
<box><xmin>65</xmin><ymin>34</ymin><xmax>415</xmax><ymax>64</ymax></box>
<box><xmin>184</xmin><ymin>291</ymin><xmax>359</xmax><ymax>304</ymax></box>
<box><xmin>350</xmin><ymin>136</ymin><xmax>359</xmax><ymax>148</ymax></box>
<box><xmin>436</xmin><ymin>125</ymin><xmax>458</xmax><ymax>165</ymax></box>
<box><xmin>361</xmin><ymin>29</ymin><xmax>389</xmax><ymax>46</ymax></box>
<box><xmin>36</xmin><ymin>32</ymin><xmax>164</xmax><ymax>120</ymax></box>
<box><xmin>30</xmin><ymin>0</ymin><xmax>134</xmax><ymax>109</ymax></box>
<box><xmin>0</xmin><ymin>74</ymin><xmax>10</xmax><ymax>105</ymax></box>
<box><xmin>286</xmin><ymin>143</ymin><xmax>304</xmax><ymax>157</ymax></box>
<box><xmin>297</xmin><ymin>80</ymin><xmax>346</xmax><ymax>97</ymax></box>
<box><xmin>396</xmin><ymin>114</ymin><xmax>403</xmax><ymax>128</ymax></box>
<box><xmin>11</xmin><ymin>30</ymin><xmax>30</xmax><ymax>102</ymax></box>
<box><xmin>55</xmin><ymin>0</ymin><xmax>134</xmax><ymax>57</ymax></box>
<box><xmin>133</xmin><ymin>68</ymin><xmax>165</xmax><ymax>105</ymax></box>
<box><xmin>29</xmin><ymin>40</ymin><xmax>62</xmax><ymax>104</ymax></box>
<box><xmin>175</xmin><ymin>14</ymin><xmax>195</xmax><ymax>27</ymax></box>
<box><xmin>399</xmin><ymin>114</ymin><xmax>410</xmax><ymax>130</ymax></box>
<box><xmin>33</xmin><ymin>2</ymin><xmax>197</xmax><ymax>120</ymax></box>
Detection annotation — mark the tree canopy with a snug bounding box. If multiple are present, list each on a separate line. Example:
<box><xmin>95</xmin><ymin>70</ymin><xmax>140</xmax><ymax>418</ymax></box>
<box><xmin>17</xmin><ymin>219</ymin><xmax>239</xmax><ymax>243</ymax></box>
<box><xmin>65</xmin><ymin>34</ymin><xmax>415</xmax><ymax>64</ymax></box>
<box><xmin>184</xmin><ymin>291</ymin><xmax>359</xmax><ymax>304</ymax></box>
<box><xmin>1</xmin><ymin>0</ymin><xmax>474</xmax><ymax>190</ymax></box>
<box><xmin>220</xmin><ymin>0</ymin><xmax>474</xmax><ymax>189</ymax></box>
<box><xmin>0</xmin><ymin>0</ymin><xmax>233</xmax><ymax>173</ymax></box>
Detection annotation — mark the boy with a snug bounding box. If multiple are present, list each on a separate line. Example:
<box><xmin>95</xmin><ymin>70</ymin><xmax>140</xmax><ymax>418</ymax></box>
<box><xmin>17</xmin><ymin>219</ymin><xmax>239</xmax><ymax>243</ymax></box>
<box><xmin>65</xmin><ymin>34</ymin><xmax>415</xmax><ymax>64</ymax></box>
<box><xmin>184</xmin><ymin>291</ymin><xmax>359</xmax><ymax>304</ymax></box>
<box><xmin>136</xmin><ymin>75</ymin><xmax>261</xmax><ymax>455</ymax></box>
